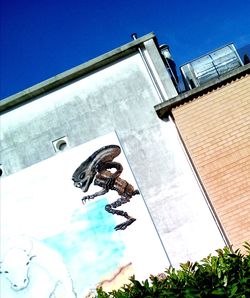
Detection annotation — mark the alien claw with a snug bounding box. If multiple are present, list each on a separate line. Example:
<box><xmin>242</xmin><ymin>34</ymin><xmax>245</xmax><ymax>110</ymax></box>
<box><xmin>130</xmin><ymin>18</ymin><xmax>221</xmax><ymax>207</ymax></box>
<box><xmin>82</xmin><ymin>195</ymin><xmax>93</xmax><ymax>204</ymax></box>
<box><xmin>114</xmin><ymin>218</ymin><xmax>136</xmax><ymax>231</ymax></box>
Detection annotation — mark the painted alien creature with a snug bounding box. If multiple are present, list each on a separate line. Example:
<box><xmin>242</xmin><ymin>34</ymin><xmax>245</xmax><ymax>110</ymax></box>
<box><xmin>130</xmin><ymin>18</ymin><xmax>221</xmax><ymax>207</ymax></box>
<box><xmin>72</xmin><ymin>145</ymin><xmax>140</xmax><ymax>231</ymax></box>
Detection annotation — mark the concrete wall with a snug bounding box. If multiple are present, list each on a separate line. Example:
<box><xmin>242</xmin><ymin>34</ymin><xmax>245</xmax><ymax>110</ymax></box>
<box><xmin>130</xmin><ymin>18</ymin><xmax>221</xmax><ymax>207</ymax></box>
<box><xmin>0</xmin><ymin>37</ymin><xmax>225</xmax><ymax>266</ymax></box>
<box><xmin>172</xmin><ymin>73</ymin><xmax>250</xmax><ymax>251</ymax></box>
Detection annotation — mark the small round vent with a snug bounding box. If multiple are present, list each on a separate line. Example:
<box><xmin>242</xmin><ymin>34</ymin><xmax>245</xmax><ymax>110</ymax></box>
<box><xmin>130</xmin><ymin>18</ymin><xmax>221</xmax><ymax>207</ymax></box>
<box><xmin>52</xmin><ymin>137</ymin><xmax>69</xmax><ymax>152</ymax></box>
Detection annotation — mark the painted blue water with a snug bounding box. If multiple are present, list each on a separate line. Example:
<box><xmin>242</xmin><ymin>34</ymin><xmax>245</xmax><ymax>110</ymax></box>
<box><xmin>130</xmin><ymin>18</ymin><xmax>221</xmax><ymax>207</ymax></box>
<box><xmin>43</xmin><ymin>198</ymin><xmax>126</xmax><ymax>295</ymax></box>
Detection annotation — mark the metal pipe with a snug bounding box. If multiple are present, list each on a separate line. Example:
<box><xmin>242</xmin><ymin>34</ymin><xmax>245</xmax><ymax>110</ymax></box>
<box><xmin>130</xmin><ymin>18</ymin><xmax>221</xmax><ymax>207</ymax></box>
<box><xmin>131</xmin><ymin>33</ymin><xmax>138</xmax><ymax>40</ymax></box>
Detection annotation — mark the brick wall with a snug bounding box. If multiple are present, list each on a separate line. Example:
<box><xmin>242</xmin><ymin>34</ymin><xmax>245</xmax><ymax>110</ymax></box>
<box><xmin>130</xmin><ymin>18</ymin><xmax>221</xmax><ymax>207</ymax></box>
<box><xmin>172</xmin><ymin>74</ymin><xmax>250</xmax><ymax>251</ymax></box>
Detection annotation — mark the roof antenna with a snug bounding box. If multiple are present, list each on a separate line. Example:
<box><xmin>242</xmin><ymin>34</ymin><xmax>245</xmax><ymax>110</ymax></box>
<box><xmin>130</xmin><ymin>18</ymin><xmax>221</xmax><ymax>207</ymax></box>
<box><xmin>131</xmin><ymin>33</ymin><xmax>138</xmax><ymax>40</ymax></box>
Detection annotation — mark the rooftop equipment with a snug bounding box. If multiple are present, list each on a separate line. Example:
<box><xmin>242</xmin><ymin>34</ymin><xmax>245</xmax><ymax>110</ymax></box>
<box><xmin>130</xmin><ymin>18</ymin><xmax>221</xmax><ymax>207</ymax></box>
<box><xmin>160</xmin><ymin>44</ymin><xmax>179</xmax><ymax>89</ymax></box>
<box><xmin>180</xmin><ymin>43</ymin><xmax>243</xmax><ymax>90</ymax></box>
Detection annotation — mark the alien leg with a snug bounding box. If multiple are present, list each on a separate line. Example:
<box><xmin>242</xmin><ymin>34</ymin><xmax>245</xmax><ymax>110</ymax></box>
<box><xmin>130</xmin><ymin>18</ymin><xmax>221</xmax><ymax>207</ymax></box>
<box><xmin>105</xmin><ymin>196</ymin><xmax>136</xmax><ymax>231</ymax></box>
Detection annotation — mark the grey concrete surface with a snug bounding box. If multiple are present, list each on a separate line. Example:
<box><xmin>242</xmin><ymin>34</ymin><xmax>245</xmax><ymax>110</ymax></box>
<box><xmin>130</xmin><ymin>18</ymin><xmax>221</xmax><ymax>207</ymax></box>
<box><xmin>0</xmin><ymin>35</ymin><xmax>225</xmax><ymax>266</ymax></box>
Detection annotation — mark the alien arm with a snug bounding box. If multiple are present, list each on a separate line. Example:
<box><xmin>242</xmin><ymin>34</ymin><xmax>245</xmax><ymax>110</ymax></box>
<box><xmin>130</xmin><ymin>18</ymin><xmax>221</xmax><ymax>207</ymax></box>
<box><xmin>82</xmin><ymin>188</ymin><xmax>108</xmax><ymax>204</ymax></box>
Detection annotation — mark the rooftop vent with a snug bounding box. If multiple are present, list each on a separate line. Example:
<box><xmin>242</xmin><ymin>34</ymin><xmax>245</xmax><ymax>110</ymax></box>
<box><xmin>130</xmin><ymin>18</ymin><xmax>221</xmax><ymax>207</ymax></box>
<box><xmin>160</xmin><ymin>44</ymin><xmax>179</xmax><ymax>89</ymax></box>
<box><xmin>180</xmin><ymin>43</ymin><xmax>243</xmax><ymax>90</ymax></box>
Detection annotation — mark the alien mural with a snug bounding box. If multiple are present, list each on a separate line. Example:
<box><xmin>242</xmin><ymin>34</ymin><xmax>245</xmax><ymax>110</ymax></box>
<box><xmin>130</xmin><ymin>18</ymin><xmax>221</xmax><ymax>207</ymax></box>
<box><xmin>72</xmin><ymin>145</ymin><xmax>139</xmax><ymax>231</ymax></box>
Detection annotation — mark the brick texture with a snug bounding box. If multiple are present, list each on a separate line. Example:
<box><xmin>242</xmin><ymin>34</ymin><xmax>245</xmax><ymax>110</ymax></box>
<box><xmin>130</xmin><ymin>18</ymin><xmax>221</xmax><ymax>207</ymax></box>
<box><xmin>172</xmin><ymin>74</ymin><xmax>250</xmax><ymax>251</ymax></box>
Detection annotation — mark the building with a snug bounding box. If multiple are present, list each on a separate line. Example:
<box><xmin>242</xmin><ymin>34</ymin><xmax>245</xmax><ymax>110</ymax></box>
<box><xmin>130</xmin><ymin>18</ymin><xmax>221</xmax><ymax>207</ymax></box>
<box><xmin>0</xmin><ymin>32</ymin><xmax>248</xmax><ymax>296</ymax></box>
<box><xmin>155</xmin><ymin>47</ymin><xmax>250</xmax><ymax>252</ymax></box>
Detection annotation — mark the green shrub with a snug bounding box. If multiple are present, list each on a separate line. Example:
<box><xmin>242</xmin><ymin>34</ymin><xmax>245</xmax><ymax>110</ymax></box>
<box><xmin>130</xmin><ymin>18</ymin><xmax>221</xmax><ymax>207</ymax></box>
<box><xmin>96</xmin><ymin>242</ymin><xmax>250</xmax><ymax>297</ymax></box>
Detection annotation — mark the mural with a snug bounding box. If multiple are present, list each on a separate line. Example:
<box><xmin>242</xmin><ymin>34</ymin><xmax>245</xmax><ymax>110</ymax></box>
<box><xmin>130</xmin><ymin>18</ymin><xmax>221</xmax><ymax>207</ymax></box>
<box><xmin>72</xmin><ymin>145</ymin><xmax>140</xmax><ymax>231</ymax></box>
<box><xmin>0</xmin><ymin>132</ymin><xmax>169</xmax><ymax>297</ymax></box>
<box><xmin>0</xmin><ymin>235</ymin><xmax>76</xmax><ymax>298</ymax></box>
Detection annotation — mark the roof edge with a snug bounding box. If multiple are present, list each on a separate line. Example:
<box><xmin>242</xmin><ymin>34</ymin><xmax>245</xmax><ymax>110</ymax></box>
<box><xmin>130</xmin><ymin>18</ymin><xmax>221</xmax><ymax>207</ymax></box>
<box><xmin>155</xmin><ymin>63</ymin><xmax>250</xmax><ymax>118</ymax></box>
<box><xmin>0</xmin><ymin>32</ymin><xmax>156</xmax><ymax>112</ymax></box>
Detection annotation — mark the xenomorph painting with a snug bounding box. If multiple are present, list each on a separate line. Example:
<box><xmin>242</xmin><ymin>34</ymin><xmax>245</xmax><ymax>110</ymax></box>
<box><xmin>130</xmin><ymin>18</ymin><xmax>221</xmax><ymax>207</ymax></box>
<box><xmin>72</xmin><ymin>145</ymin><xmax>139</xmax><ymax>231</ymax></box>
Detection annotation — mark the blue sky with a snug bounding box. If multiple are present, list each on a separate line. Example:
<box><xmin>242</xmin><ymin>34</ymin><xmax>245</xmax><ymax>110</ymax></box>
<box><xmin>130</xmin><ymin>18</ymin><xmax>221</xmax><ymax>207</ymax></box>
<box><xmin>1</xmin><ymin>0</ymin><xmax>250</xmax><ymax>99</ymax></box>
